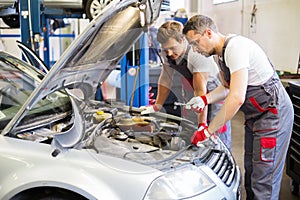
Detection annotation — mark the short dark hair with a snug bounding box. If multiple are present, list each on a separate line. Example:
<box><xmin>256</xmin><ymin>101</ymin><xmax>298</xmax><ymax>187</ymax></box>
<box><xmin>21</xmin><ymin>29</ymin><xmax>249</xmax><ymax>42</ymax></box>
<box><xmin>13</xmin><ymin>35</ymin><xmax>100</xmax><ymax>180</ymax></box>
<box><xmin>157</xmin><ymin>21</ymin><xmax>184</xmax><ymax>44</ymax></box>
<box><xmin>183</xmin><ymin>15</ymin><xmax>218</xmax><ymax>35</ymax></box>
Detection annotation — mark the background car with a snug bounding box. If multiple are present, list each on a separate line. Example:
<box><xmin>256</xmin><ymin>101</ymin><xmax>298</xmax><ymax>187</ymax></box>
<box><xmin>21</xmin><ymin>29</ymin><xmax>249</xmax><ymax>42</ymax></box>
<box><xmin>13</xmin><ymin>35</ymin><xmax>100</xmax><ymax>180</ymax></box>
<box><xmin>0</xmin><ymin>0</ymin><xmax>112</xmax><ymax>28</ymax></box>
<box><xmin>0</xmin><ymin>0</ymin><xmax>241</xmax><ymax>199</ymax></box>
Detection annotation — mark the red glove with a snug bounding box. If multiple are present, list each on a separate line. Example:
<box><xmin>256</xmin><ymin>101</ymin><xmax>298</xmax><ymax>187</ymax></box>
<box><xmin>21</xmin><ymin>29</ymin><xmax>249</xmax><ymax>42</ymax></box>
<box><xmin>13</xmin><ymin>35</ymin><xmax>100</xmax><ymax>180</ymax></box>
<box><xmin>191</xmin><ymin>125</ymin><xmax>212</xmax><ymax>146</ymax></box>
<box><xmin>198</xmin><ymin>122</ymin><xmax>207</xmax><ymax>128</ymax></box>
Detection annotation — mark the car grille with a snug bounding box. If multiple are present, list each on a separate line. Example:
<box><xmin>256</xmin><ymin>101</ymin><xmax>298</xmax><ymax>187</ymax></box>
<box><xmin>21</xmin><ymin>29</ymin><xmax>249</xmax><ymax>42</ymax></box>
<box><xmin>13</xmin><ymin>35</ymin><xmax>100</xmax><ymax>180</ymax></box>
<box><xmin>195</xmin><ymin>149</ymin><xmax>236</xmax><ymax>186</ymax></box>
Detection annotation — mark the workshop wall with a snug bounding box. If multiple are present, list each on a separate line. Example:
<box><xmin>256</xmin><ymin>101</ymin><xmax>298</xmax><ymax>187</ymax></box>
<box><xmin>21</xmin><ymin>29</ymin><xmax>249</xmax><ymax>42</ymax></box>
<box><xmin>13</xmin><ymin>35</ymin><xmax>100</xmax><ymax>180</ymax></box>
<box><xmin>1</xmin><ymin>0</ymin><xmax>299</xmax><ymax>73</ymax></box>
<box><xmin>191</xmin><ymin>0</ymin><xmax>300</xmax><ymax>73</ymax></box>
<box><xmin>0</xmin><ymin>21</ymin><xmax>21</xmax><ymax>57</ymax></box>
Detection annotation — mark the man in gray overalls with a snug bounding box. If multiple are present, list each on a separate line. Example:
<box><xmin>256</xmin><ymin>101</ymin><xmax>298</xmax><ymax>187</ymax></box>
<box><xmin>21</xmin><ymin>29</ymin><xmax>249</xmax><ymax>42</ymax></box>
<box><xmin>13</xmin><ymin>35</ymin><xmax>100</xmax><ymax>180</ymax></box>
<box><xmin>183</xmin><ymin>15</ymin><xmax>293</xmax><ymax>200</ymax></box>
<box><xmin>141</xmin><ymin>20</ymin><xmax>232</xmax><ymax>150</ymax></box>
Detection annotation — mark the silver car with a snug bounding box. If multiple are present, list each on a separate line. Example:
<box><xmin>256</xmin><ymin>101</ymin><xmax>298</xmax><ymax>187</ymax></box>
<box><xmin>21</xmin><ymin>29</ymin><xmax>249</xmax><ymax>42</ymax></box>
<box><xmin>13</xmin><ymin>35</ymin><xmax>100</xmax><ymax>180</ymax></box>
<box><xmin>0</xmin><ymin>0</ymin><xmax>111</xmax><ymax>28</ymax></box>
<box><xmin>0</xmin><ymin>0</ymin><xmax>241</xmax><ymax>199</ymax></box>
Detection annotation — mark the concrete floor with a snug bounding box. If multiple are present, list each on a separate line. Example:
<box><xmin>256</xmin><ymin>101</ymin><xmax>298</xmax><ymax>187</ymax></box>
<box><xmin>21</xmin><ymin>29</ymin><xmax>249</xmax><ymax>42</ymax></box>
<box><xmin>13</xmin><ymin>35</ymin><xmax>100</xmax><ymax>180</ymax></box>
<box><xmin>231</xmin><ymin>111</ymin><xmax>300</xmax><ymax>200</ymax></box>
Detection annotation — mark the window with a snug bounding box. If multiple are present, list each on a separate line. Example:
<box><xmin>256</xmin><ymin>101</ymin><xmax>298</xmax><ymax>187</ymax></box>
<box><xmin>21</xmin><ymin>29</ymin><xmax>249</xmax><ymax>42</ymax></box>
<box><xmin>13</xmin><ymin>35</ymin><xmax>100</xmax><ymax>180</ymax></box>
<box><xmin>213</xmin><ymin>0</ymin><xmax>238</xmax><ymax>4</ymax></box>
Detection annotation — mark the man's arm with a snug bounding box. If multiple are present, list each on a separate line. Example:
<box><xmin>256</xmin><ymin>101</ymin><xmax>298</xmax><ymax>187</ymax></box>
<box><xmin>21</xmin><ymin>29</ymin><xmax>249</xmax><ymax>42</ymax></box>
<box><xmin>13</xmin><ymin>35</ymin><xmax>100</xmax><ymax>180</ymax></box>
<box><xmin>193</xmin><ymin>72</ymin><xmax>209</xmax><ymax>125</ymax></box>
<box><xmin>207</xmin><ymin>68</ymin><xmax>248</xmax><ymax>133</ymax></box>
<box><xmin>206</xmin><ymin>84</ymin><xmax>229</xmax><ymax>104</ymax></box>
<box><xmin>155</xmin><ymin>66</ymin><xmax>174</xmax><ymax>110</ymax></box>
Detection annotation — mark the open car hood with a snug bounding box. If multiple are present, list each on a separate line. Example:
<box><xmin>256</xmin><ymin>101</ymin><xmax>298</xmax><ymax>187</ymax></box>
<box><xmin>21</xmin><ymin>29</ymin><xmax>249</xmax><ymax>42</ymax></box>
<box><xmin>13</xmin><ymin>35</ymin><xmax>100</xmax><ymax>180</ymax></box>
<box><xmin>2</xmin><ymin>0</ymin><xmax>163</xmax><ymax>135</ymax></box>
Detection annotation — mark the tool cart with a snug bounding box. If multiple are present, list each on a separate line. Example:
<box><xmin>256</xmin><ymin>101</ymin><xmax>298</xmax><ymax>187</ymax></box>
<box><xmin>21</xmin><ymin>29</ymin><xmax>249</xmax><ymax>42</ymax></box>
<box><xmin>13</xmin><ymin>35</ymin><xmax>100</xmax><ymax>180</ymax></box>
<box><xmin>286</xmin><ymin>81</ymin><xmax>300</xmax><ymax>196</ymax></box>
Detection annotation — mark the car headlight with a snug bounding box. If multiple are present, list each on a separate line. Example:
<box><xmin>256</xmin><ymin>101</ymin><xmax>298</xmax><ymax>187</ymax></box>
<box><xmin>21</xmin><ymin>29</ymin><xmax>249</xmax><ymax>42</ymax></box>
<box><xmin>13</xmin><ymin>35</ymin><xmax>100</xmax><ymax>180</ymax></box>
<box><xmin>144</xmin><ymin>165</ymin><xmax>215</xmax><ymax>200</ymax></box>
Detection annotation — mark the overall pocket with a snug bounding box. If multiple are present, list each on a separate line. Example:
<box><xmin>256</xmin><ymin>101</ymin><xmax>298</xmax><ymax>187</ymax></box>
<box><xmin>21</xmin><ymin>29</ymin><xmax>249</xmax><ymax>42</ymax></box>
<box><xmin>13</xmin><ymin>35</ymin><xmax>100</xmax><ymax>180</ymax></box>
<box><xmin>248</xmin><ymin>83</ymin><xmax>280</xmax><ymax>132</ymax></box>
<box><xmin>260</xmin><ymin>137</ymin><xmax>276</xmax><ymax>162</ymax></box>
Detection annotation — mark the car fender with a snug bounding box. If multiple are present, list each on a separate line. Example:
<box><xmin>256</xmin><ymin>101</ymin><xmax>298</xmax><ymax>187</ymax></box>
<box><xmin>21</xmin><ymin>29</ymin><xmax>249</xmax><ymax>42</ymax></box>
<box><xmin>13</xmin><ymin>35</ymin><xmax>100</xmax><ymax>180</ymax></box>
<box><xmin>0</xmin><ymin>136</ymin><xmax>162</xmax><ymax>200</ymax></box>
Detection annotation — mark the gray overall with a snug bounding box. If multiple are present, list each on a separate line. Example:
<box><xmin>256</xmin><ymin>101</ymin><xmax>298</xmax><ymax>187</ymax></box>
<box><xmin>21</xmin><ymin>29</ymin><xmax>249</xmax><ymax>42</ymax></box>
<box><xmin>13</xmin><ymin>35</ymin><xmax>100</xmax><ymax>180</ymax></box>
<box><xmin>167</xmin><ymin>46</ymin><xmax>232</xmax><ymax>150</ymax></box>
<box><xmin>207</xmin><ymin>78</ymin><xmax>232</xmax><ymax>151</ymax></box>
<box><xmin>219</xmin><ymin>37</ymin><xmax>294</xmax><ymax>200</ymax></box>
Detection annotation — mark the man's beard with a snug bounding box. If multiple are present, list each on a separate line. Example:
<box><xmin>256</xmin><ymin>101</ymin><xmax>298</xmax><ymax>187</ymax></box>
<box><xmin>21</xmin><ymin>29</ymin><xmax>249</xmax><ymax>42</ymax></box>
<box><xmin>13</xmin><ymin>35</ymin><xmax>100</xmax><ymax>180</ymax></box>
<box><xmin>208</xmin><ymin>48</ymin><xmax>217</xmax><ymax>57</ymax></box>
<box><xmin>198</xmin><ymin>48</ymin><xmax>216</xmax><ymax>57</ymax></box>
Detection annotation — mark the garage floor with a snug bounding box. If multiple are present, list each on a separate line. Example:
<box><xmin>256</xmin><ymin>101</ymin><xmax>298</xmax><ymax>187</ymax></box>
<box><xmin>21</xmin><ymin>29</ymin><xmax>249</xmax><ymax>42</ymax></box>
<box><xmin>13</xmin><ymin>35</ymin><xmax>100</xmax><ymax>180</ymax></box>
<box><xmin>231</xmin><ymin>111</ymin><xmax>300</xmax><ymax>200</ymax></box>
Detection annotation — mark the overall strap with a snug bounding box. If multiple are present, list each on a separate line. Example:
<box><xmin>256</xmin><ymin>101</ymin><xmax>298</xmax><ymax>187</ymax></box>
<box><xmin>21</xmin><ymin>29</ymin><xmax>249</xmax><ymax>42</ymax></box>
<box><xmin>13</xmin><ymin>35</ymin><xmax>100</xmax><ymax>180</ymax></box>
<box><xmin>218</xmin><ymin>35</ymin><xmax>237</xmax><ymax>86</ymax></box>
<box><xmin>167</xmin><ymin>45</ymin><xmax>193</xmax><ymax>80</ymax></box>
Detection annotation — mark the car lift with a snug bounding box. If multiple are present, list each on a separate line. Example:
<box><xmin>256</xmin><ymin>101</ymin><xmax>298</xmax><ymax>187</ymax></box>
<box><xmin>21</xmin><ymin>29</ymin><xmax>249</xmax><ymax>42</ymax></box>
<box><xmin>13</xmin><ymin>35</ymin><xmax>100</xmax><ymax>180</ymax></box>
<box><xmin>120</xmin><ymin>33</ymin><xmax>149</xmax><ymax>107</ymax></box>
<box><xmin>19</xmin><ymin>0</ymin><xmax>81</xmax><ymax>69</ymax></box>
<box><xmin>19</xmin><ymin>0</ymin><xmax>41</xmax><ymax>56</ymax></box>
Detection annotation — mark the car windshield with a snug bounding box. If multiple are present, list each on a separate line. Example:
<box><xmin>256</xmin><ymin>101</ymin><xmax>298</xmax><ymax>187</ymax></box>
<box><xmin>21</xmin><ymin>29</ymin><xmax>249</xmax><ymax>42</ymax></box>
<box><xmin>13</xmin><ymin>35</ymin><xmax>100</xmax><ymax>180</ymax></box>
<box><xmin>0</xmin><ymin>52</ymin><xmax>71</xmax><ymax>132</ymax></box>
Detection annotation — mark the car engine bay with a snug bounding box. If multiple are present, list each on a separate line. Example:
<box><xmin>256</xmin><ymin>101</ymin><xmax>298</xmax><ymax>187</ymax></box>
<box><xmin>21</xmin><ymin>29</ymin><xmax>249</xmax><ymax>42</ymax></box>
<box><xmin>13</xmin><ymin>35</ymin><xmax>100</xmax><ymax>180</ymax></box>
<box><xmin>12</xmin><ymin>97</ymin><xmax>237</xmax><ymax>187</ymax></box>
